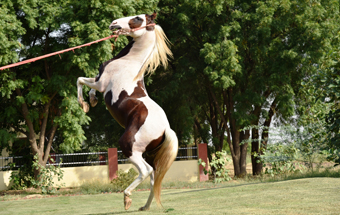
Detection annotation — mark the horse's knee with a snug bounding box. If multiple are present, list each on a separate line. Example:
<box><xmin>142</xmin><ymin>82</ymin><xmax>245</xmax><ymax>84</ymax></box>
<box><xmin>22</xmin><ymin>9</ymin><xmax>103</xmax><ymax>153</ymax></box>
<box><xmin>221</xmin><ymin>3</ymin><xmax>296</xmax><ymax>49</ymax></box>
<box><xmin>77</xmin><ymin>77</ymin><xmax>83</xmax><ymax>86</ymax></box>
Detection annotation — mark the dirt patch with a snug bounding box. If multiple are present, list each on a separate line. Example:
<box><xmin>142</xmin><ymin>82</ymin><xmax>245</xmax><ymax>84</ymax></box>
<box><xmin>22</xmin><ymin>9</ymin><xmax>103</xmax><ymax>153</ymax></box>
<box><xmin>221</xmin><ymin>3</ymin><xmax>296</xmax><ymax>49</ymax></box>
<box><xmin>25</xmin><ymin>194</ymin><xmax>43</xmax><ymax>198</ymax></box>
<box><xmin>0</xmin><ymin>188</ymin><xmax>36</xmax><ymax>196</ymax></box>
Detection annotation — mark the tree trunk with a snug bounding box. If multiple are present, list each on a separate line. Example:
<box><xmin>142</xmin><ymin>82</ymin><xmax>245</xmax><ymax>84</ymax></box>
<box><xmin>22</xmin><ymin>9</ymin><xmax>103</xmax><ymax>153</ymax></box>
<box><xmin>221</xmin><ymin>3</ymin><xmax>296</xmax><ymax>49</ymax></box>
<box><xmin>207</xmin><ymin>85</ymin><xmax>251</xmax><ymax>178</ymax></box>
<box><xmin>261</xmin><ymin>99</ymin><xmax>277</xmax><ymax>158</ymax></box>
<box><xmin>226</xmin><ymin>88</ymin><xmax>248</xmax><ymax>177</ymax></box>
<box><xmin>16</xmin><ymin>88</ymin><xmax>58</xmax><ymax>180</ymax></box>
<box><xmin>239</xmin><ymin>130</ymin><xmax>249</xmax><ymax>176</ymax></box>
<box><xmin>251</xmin><ymin>127</ymin><xmax>262</xmax><ymax>175</ymax></box>
<box><xmin>251</xmin><ymin>98</ymin><xmax>277</xmax><ymax>175</ymax></box>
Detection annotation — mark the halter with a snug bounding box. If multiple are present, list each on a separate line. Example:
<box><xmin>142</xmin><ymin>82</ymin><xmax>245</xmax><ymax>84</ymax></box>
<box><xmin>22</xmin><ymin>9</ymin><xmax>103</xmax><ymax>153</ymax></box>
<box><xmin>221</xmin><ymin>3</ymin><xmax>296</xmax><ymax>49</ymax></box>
<box><xmin>111</xmin><ymin>23</ymin><xmax>156</xmax><ymax>41</ymax></box>
<box><xmin>0</xmin><ymin>23</ymin><xmax>157</xmax><ymax>71</ymax></box>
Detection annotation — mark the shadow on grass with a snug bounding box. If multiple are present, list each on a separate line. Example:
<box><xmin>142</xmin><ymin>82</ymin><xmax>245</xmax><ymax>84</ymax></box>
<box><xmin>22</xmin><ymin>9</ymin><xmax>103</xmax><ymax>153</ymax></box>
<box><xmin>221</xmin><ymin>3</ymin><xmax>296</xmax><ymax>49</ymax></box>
<box><xmin>162</xmin><ymin>182</ymin><xmax>263</xmax><ymax>196</ymax></box>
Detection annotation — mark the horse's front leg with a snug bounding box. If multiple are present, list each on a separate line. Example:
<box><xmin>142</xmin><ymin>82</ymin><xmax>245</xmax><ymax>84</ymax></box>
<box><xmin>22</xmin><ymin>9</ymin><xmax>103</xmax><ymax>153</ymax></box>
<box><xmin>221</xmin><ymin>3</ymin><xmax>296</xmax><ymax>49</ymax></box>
<box><xmin>89</xmin><ymin>89</ymin><xmax>98</xmax><ymax>107</ymax></box>
<box><xmin>77</xmin><ymin>77</ymin><xmax>96</xmax><ymax>112</ymax></box>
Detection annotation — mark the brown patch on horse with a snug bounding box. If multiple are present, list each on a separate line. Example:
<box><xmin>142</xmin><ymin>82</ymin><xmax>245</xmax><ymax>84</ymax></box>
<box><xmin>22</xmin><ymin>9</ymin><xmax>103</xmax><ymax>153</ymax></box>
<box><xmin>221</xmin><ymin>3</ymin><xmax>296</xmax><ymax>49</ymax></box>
<box><xmin>128</xmin><ymin>16</ymin><xmax>143</xmax><ymax>29</ymax></box>
<box><xmin>146</xmin><ymin>132</ymin><xmax>165</xmax><ymax>152</ymax></box>
<box><xmin>144</xmin><ymin>132</ymin><xmax>165</xmax><ymax>169</ymax></box>
<box><xmin>145</xmin><ymin>12</ymin><xmax>157</xmax><ymax>31</ymax></box>
<box><xmin>104</xmin><ymin>81</ymin><xmax>148</xmax><ymax>157</ymax></box>
<box><xmin>96</xmin><ymin>41</ymin><xmax>135</xmax><ymax>82</ymax></box>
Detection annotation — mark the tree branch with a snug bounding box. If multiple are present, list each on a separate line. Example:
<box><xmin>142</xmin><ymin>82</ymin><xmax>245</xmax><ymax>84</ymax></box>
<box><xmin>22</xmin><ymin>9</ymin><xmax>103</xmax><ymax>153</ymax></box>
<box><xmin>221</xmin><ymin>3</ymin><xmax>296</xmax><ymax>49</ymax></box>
<box><xmin>43</xmin><ymin>124</ymin><xmax>58</xmax><ymax>164</ymax></box>
<box><xmin>38</xmin><ymin>92</ymin><xmax>57</xmax><ymax>151</ymax></box>
<box><xmin>15</xmin><ymin>88</ymin><xmax>38</xmax><ymax>153</ymax></box>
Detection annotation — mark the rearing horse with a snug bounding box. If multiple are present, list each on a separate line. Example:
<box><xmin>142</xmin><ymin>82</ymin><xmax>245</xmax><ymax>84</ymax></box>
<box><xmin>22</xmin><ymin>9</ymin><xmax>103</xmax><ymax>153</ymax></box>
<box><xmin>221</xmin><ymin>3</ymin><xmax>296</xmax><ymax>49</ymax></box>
<box><xmin>76</xmin><ymin>12</ymin><xmax>178</xmax><ymax>211</ymax></box>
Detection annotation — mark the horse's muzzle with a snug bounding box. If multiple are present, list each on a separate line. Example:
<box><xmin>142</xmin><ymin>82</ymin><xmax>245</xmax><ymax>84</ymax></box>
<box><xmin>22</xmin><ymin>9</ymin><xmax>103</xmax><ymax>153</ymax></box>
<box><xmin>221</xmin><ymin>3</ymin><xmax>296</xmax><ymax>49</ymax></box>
<box><xmin>109</xmin><ymin>24</ymin><xmax>122</xmax><ymax>31</ymax></box>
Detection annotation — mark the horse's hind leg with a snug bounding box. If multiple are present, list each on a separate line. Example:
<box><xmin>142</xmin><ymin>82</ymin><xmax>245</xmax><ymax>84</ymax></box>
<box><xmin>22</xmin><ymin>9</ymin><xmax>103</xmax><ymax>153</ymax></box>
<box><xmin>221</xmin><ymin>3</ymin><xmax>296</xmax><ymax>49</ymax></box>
<box><xmin>124</xmin><ymin>152</ymin><xmax>153</xmax><ymax>210</ymax></box>
<box><xmin>139</xmin><ymin>172</ymin><xmax>154</xmax><ymax>211</ymax></box>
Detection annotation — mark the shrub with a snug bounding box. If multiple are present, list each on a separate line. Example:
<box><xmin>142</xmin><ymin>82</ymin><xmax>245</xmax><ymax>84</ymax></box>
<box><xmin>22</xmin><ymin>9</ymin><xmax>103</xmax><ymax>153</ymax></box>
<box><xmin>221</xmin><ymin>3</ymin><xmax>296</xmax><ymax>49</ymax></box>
<box><xmin>31</xmin><ymin>154</ymin><xmax>65</xmax><ymax>194</ymax></box>
<box><xmin>80</xmin><ymin>168</ymin><xmax>138</xmax><ymax>194</ymax></box>
<box><xmin>199</xmin><ymin>150</ymin><xmax>232</xmax><ymax>183</ymax></box>
<box><xmin>255</xmin><ymin>143</ymin><xmax>305</xmax><ymax>177</ymax></box>
<box><xmin>110</xmin><ymin>168</ymin><xmax>138</xmax><ymax>190</ymax></box>
<box><xmin>9</xmin><ymin>164</ymin><xmax>34</xmax><ymax>190</ymax></box>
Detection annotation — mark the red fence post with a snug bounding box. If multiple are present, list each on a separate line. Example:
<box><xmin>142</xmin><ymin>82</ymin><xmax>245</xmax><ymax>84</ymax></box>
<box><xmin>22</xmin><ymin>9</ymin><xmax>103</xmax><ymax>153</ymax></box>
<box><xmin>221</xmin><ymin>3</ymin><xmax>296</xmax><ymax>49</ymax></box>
<box><xmin>99</xmin><ymin>153</ymin><xmax>106</xmax><ymax>165</ymax></box>
<box><xmin>198</xmin><ymin>143</ymin><xmax>209</xmax><ymax>182</ymax></box>
<box><xmin>108</xmin><ymin>148</ymin><xmax>118</xmax><ymax>180</ymax></box>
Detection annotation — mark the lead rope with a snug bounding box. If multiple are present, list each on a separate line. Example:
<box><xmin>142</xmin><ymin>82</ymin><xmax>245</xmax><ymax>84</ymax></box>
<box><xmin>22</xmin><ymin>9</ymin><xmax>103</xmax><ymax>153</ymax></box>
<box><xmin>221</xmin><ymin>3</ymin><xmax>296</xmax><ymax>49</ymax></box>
<box><xmin>0</xmin><ymin>23</ymin><xmax>156</xmax><ymax>71</ymax></box>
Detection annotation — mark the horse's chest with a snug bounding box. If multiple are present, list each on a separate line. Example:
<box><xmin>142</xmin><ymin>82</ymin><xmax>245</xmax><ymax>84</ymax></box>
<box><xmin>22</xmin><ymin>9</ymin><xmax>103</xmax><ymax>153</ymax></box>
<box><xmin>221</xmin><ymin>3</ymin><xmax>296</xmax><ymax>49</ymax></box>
<box><xmin>104</xmin><ymin>80</ymin><xmax>148</xmax><ymax>128</ymax></box>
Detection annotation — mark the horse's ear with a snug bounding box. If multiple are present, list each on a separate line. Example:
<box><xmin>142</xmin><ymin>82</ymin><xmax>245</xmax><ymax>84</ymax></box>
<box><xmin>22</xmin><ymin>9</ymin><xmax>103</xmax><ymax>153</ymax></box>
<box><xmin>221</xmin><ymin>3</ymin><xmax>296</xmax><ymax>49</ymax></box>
<box><xmin>151</xmin><ymin>11</ymin><xmax>157</xmax><ymax>20</ymax></box>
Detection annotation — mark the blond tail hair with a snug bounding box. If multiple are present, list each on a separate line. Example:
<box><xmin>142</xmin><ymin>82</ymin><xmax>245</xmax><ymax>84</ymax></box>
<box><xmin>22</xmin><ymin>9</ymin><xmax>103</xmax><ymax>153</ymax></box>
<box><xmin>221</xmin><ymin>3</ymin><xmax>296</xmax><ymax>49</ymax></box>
<box><xmin>153</xmin><ymin>128</ymin><xmax>178</xmax><ymax>206</ymax></box>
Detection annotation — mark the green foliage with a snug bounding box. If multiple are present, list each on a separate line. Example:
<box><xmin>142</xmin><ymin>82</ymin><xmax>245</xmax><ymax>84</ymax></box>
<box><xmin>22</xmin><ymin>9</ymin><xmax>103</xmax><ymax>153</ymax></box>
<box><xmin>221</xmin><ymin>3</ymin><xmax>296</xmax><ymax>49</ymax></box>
<box><xmin>322</xmin><ymin>60</ymin><xmax>340</xmax><ymax>165</ymax></box>
<box><xmin>0</xmin><ymin>0</ymin><xmax>160</xmax><ymax>160</ymax></box>
<box><xmin>110</xmin><ymin>168</ymin><xmax>138</xmax><ymax>190</ymax></box>
<box><xmin>31</xmin><ymin>154</ymin><xmax>65</xmax><ymax>194</ymax></box>
<box><xmin>255</xmin><ymin>143</ymin><xmax>305</xmax><ymax>177</ymax></box>
<box><xmin>325</xmin><ymin>108</ymin><xmax>340</xmax><ymax>164</ymax></box>
<box><xmin>300</xmin><ymin>48</ymin><xmax>340</xmax><ymax>166</ymax></box>
<box><xmin>198</xmin><ymin>150</ymin><xmax>232</xmax><ymax>183</ymax></box>
<box><xmin>248</xmin><ymin>123</ymin><xmax>331</xmax><ymax>176</ymax></box>
<box><xmin>9</xmin><ymin>163</ymin><xmax>34</xmax><ymax>190</ymax></box>
<box><xmin>157</xmin><ymin>0</ymin><xmax>340</xmax><ymax>176</ymax></box>
<box><xmin>296</xmin><ymin>123</ymin><xmax>330</xmax><ymax>171</ymax></box>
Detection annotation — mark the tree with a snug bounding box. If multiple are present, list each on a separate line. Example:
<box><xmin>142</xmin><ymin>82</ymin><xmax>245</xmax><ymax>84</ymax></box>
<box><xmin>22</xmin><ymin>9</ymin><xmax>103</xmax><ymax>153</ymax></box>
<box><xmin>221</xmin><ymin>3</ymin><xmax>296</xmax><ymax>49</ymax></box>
<box><xmin>157</xmin><ymin>0</ymin><xmax>340</xmax><ymax>176</ymax></box>
<box><xmin>0</xmin><ymin>0</ymin><xmax>158</xmax><ymax>179</ymax></box>
<box><xmin>314</xmin><ymin>49</ymin><xmax>340</xmax><ymax>165</ymax></box>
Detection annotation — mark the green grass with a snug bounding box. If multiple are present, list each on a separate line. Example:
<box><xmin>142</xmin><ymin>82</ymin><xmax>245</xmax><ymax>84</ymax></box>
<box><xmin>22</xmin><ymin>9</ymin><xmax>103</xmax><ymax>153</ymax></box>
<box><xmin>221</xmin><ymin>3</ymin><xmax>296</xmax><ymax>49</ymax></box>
<box><xmin>1</xmin><ymin>177</ymin><xmax>340</xmax><ymax>214</ymax></box>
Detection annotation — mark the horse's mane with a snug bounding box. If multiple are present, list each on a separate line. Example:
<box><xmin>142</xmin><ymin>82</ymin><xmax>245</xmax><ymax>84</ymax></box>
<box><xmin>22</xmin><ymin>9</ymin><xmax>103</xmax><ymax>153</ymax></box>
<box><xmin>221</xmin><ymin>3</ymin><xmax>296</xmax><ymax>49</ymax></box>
<box><xmin>134</xmin><ymin>25</ymin><xmax>173</xmax><ymax>80</ymax></box>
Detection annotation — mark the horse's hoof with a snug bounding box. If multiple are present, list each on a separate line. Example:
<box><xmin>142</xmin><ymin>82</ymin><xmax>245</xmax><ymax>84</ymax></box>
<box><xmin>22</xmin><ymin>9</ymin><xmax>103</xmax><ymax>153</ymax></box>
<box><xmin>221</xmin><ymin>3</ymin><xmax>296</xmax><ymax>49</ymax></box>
<box><xmin>82</xmin><ymin>102</ymin><xmax>90</xmax><ymax>113</ymax></box>
<box><xmin>90</xmin><ymin>96</ymin><xmax>98</xmax><ymax>107</ymax></box>
<box><xmin>124</xmin><ymin>195</ymin><xmax>132</xmax><ymax>210</ymax></box>
<box><xmin>139</xmin><ymin>206</ymin><xmax>149</xmax><ymax>211</ymax></box>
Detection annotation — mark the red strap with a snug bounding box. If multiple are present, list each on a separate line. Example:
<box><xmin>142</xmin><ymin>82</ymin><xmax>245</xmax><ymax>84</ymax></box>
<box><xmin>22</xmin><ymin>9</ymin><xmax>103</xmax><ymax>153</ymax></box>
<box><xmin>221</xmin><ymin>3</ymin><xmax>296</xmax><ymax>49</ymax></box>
<box><xmin>0</xmin><ymin>23</ymin><xmax>156</xmax><ymax>71</ymax></box>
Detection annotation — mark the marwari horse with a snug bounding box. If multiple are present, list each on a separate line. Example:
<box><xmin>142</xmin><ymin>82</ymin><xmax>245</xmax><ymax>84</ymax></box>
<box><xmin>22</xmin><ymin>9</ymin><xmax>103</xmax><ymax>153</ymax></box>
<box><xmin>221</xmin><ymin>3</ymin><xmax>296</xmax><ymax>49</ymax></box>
<box><xmin>76</xmin><ymin>12</ymin><xmax>178</xmax><ymax>211</ymax></box>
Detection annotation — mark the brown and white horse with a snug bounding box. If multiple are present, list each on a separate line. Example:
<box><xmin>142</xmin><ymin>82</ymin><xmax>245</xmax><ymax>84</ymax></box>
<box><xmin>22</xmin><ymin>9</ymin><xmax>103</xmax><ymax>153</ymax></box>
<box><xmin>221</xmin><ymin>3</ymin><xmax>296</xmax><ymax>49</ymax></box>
<box><xmin>76</xmin><ymin>12</ymin><xmax>178</xmax><ymax>211</ymax></box>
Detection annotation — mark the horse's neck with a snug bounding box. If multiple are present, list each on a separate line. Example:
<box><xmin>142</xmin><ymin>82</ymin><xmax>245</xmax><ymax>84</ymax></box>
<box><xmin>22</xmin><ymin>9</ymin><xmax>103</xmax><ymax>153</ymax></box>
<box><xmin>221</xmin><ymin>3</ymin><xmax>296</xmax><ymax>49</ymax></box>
<box><xmin>104</xmin><ymin>31</ymin><xmax>155</xmax><ymax>102</ymax></box>
<box><xmin>125</xmin><ymin>31</ymin><xmax>155</xmax><ymax>65</ymax></box>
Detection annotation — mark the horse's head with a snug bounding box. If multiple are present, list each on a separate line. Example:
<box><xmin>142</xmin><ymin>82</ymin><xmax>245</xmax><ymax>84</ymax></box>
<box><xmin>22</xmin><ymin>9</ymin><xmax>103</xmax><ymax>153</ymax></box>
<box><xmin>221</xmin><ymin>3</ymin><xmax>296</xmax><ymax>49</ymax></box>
<box><xmin>109</xmin><ymin>12</ymin><xmax>157</xmax><ymax>38</ymax></box>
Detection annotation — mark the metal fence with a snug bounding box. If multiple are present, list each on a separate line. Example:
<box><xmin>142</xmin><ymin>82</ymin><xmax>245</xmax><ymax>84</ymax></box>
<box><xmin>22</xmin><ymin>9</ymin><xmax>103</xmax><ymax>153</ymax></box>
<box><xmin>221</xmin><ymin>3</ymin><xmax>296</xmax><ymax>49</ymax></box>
<box><xmin>0</xmin><ymin>147</ymin><xmax>198</xmax><ymax>170</ymax></box>
<box><xmin>47</xmin><ymin>152</ymin><xmax>108</xmax><ymax>167</ymax></box>
<box><xmin>176</xmin><ymin>147</ymin><xmax>198</xmax><ymax>161</ymax></box>
<box><xmin>0</xmin><ymin>156</ymin><xmax>25</xmax><ymax>170</ymax></box>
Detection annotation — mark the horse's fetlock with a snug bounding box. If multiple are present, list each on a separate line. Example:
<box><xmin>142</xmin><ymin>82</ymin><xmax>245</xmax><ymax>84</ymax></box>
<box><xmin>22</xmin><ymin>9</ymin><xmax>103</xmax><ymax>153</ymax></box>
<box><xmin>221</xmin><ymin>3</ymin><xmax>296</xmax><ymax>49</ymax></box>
<box><xmin>124</xmin><ymin>190</ymin><xmax>131</xmax><ymax>197</ymax></box>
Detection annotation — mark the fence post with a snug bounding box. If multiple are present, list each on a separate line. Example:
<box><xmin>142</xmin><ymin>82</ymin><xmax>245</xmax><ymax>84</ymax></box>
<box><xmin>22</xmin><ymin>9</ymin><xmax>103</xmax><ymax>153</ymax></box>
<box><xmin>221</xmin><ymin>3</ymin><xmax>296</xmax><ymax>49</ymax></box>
<box><xmin>198</xmin><ymin>143</ymin><xmax>209</xmax><ymax>182</ymax></box>
<box><xmin>108</xmin><ymin>148</ymin><xmax>118</xmax><ymax>180</ymax></box>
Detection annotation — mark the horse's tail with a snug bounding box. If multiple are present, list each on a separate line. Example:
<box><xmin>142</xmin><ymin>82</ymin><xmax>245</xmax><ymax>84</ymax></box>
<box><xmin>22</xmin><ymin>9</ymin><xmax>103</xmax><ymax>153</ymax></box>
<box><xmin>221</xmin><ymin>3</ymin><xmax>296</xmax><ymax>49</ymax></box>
<box><xmin>153</xmin><ymin>127</ymin><xmax>178</xmax><ymax>206</ymax></box>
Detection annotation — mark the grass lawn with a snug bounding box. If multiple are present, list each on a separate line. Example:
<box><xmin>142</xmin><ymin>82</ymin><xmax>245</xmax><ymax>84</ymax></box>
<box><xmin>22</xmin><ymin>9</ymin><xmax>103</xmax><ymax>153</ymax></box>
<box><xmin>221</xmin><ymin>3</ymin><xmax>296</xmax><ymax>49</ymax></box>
<box><xmin>0</xmin><ymin>178</ymin><xmax>339</xmax><ymax>214</ymax></box>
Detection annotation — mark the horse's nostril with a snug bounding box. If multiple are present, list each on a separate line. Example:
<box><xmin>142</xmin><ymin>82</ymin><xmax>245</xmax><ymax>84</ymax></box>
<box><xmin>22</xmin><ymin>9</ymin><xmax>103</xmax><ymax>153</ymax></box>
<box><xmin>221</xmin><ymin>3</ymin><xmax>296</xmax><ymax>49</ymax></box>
<box><xmin>109</xmin><ymin>25</ymin><xmax>122</xmax><ymax>30</ymax></box>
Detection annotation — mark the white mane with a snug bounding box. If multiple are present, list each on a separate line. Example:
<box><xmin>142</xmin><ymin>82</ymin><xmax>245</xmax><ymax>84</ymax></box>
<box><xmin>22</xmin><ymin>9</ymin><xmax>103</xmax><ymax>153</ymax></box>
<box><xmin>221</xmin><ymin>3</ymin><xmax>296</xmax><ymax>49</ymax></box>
<box><xmin>134</xmin><ymin>25</ymin><xmax>173</xmax><ymax>80</ymax></box>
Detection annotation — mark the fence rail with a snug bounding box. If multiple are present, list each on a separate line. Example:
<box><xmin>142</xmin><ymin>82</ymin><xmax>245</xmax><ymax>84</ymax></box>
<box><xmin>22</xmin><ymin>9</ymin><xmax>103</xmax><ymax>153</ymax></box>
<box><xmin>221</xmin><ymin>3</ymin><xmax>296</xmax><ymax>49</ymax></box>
<box><xmin>0</xmin><ymin>147</ymin><xmax>198</xmax><ymax>170</ymax></box>
<box><xmin>0</xmin><ymin>156</ymin><xmax>24</xmax><ymax>170</ymax></box>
